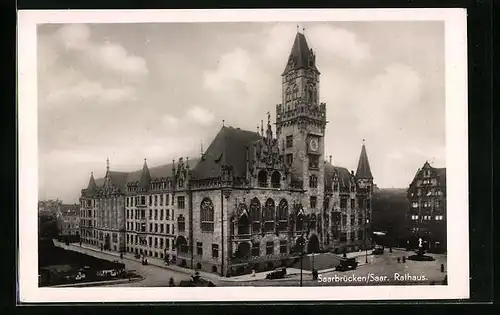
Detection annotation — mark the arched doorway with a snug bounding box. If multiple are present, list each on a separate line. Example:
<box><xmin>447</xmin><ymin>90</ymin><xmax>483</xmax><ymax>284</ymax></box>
<box><xmin>308</xmin><ymin>234</ymin><xmax>320</xmax><ymax>253</ymax></box>
<box><xmin>235</xmin><ymin>242</ymin><xmax>251</xmax><ymax>259</ymax></box>
<box><xmin>104</xmin><ymin>234</ymin><xmax>111</xmax><ymax>250</ymax></box>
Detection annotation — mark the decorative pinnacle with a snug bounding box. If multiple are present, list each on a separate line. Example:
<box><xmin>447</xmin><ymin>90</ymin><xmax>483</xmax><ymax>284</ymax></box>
<box><xmin>106</xmin><ymin>157</ymin><xmax>110</xmax><ymax>171</ymax></box>
<box><xmin>222</xmin><ymin>119</ymin><xmax>225</xmax><ymax>127</ymax></box>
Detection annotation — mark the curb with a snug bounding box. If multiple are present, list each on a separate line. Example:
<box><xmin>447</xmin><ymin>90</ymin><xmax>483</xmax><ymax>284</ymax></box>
<box><xmin>51</xmin><ymin>275</ymin><xmax>145</xmax><ymax>288</ymax></box>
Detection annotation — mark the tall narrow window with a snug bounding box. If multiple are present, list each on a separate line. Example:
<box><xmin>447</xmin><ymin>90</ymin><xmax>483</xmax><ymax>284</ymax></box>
<box><xmin>286</xmin><ymin>135</ymin><xmax>293</xmax><ymax>148</ymax></box>
<box><xmin>263</xmin><ymin>199</ymin><xmax>275</xmax><ymax>232</ymax></box>
<box><xmin>309</xmin><ymin>175</ymin><xmax>318</xmax><ymax>188</ymax></box>
<box><xmin>177</xmin><ymin>215</ymin><xmax>186</xmax><ymax>232</ymax></box>
<box><xmin>277</xmin><ymin>199</ymin><xmax>288</xmax><ymax>231</ymax></box>
<box><xmin>250</xmin><ymin>198</ymin><xmax>261</xmax><ymax>233</ymax></box>
<box><xmin>200</xmin><ymin>198</ymin><xmax>215</xmax><ymax>232</ymax></box>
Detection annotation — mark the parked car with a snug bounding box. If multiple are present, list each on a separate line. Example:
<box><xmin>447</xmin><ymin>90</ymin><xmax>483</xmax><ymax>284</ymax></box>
<box><xmin>265</xmin><ymin>267</ymin><xmax>287</xmax><ymax>280</ymax></box>
<box><xmin>372</xmin><ymin>245</ymin><xmax>384</xmax><ymax>255</ymax></box>
<box><xmin>335</xmin><ymin>257</ymin><xmax>358</xmax><ymax>271</ymax></box>
<box><xmin>179</xmin><ymin>272</ymin><xmax>216</xmax><ymax>287</ymax></box>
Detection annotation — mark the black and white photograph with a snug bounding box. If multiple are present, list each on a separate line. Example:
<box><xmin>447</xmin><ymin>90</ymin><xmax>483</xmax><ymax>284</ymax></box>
<box><xmin>18</xmin><ymin>9</ymin><xmax>469</xmax><ymax>302</ymax></box>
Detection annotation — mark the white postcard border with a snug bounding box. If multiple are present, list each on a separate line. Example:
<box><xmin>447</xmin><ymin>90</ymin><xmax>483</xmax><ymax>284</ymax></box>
<box><xmin>17</xmin><ymin>8</ymin><xmax>469</xmax><ymax>302</ymax></box>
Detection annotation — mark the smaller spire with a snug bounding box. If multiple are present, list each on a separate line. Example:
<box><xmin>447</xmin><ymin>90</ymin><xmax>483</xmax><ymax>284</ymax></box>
<box><xmin>106</xmin><ymin>157</ymin><xmax>110</xmax><ymax>172</ymax></box>
<box><xmin>297</xmin><ymin>25</ymin><xmax>299</xmax><ymax>33</ymax></box>
<box><xmin>222</xmin><ymin>119</ymin><xmax>225</xmax><ymax>127</ymax></box>
<box><xmin>261</xmin><ymin>120</ymin><xmax>264</xmax><ymax>136</ymax></box>
<box><xmin>256</xmin><ymin>125</ymin><xmax>260</xmax><ymax>135</ymax></box>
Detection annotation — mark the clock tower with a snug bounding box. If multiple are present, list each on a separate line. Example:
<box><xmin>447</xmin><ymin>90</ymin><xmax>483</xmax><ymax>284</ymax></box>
<box><xmin>276</xmin><ymin>30</ymin><xmax>327</xmax><ymax>245</ymax></box>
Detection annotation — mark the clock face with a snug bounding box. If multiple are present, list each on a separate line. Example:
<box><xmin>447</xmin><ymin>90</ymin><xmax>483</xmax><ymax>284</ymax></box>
<box><xmin>309</xmin><ymin>138</ymin><xmax>319</xmax><ymax>152</ymax></box>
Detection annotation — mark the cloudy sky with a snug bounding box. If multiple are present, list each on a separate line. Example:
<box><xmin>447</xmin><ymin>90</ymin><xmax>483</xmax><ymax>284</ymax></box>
<box><xmin>37</xmin><ymin>21</ymin><xmax>445</xmax><ymax>203</ymax></box>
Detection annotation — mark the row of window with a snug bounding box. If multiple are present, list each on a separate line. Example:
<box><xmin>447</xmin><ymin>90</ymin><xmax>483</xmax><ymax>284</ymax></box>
<box><xmin>126</xmin><ymin>208</ymin><xmax>174</xmax><ymax>221</ymax></box>
<box><xmin>411</xmin><ymin>190</ymin><xmax>444</xmax><ymax>197</ymax></box>
<box><xmin>126</xmin><ymin>221</ymin><xmax>175</xmax><ymax>234</ymax></box>
<box><xmin>411</xmin><ymin>200</ymin><xmax>442</xmax><ymax>208</ymax></box>
<box><xmin>126</xmin><ymin>194</ymin><xmax>173</xmax><ymax>207</ymax></box>
<box><xmin>126</xmin><ymin>234</ymin><xmax>175</xmax><ymax>249</ymax></box>
<box><xmin>411</xmin><ymin>215</ymin><xmax>445</xmax><ymax>221</ymax></box>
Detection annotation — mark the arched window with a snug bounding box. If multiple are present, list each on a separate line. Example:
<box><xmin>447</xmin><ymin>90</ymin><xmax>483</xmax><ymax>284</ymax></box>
<box><xmin>309</xmin><ymin>175</ymin><xmax>318</xmax><ymax>188</ymax></box>
<box><xmin>312</xmin><ymin>86</ymin><xmax>317</xmax><ymax>103</ymax></box>
<box><xmin>263</xmin><ymin>198</ymin><xmax>275</xmax><ymax>232</ymax></box>
<box><xmin>238</xmin><ymin>213</ymin><xmax>250</xmax><ymax>235</ymax></box>
<box><xmin>271</xmin><ymin>171</ymin><xmax>281</xmax><ymax>188</ymax></box>
<box><xmin>307</xmin><ymin>85</ymin><xmax>313</xmax><ymax>102</ymax></box>
<box><xmin>250</xmin><ymin>198</ymin><xmax>261</xmax><ymax>233</ymax></box>
<box><xmin>177</xmin><ymin>215</ymin><xmax>185</xmax><ymax>232</ymax></box>
<box><xmin>296</xmin><ymin>213</ymin><xmax>304</xmax><ymax>231</ymax></box>
<box><xmin>258</xmin><ymin>170</ymin><xmax>268</xmax><ymax>187</ymax></box>
<box><xmin>310</xmin><ymin>214</ymin><xmax>317</xmax><ymax>230</ymax></box>
<box><xmin>277</xmin><ymin>199</ymin><xmax>288</xmax><ymax>231</ymax></box>
<box><xmin>292</xmin><ymin>85</ymin><xmax>299</xmax><ymax>99</ymax></box>
<box><xmin>285</xmin><ymin>87</ymin><xmax>291</xmax><ymax>102</ymax></box>
<box><xmin>200</xmin><ymin>198</ymin><xmax>214</xmax><ymax>232</ymax></box>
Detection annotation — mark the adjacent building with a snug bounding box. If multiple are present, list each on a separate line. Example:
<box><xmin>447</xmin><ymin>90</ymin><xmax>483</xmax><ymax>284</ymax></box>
<box><xmin>79</xmin><ymin>31</ymin><xmax>375</xmax><ymax>276</ymax></box>
<box><xmin>406</xmin><ymin>161</ymin><xmax>447</xmax><ymax>251</ymax></box>
<box><xmin>56</xmin><ymin>204</ymin><xmax>81</xmax><ymax>237</ymax></box>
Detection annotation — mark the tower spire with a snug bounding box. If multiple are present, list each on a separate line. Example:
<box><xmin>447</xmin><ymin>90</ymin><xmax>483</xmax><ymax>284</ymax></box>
<box><xmin>139</xmin><ymin>158</ymin><xmax>151</xmax><ymax>191</ymax></box>
<box><xmin>355</xmin><ymin>141</ymin><xmax>373</xmax><ymax>179</ymax></box>
<box><xmin>106</xmin><ymin>157</ymin><xmax>110</xmax><ymax>172</ymax></box>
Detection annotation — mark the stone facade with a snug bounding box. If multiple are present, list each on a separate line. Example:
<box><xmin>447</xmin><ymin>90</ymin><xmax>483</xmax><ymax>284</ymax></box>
<box><xmin>407</xmin><ymin>161</ymin><xmax>446</xmax><ymax>251</ymax></box>
<box><xmin>78</xmin><ymin>31</ymin><xmax>376</xmax><ymax>277</ymax></box>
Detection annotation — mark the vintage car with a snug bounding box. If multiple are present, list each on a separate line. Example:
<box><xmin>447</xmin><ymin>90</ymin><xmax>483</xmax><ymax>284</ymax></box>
<box><xmin>372</xmin><ymin>245</ymin><xmax>384</xmax><ymax>255</ymax></box>
<box><xmin>335</xmin><ymin>257</ymin><xmax>358</xmax><ymax>271</ymax></box>
<box><xmin>265</xmin><ymin>267</ymin><xmax>287</xmax><ymax>280</ymax></box>
<box><xmin>179</xmin><ymin>272</ymin><xmax>216</xmax><ymax>287</ymax></box>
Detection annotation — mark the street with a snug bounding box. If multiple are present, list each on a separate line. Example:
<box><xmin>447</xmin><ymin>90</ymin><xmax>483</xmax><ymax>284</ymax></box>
<box><xmin>58</xmin><ymin>243</ymin><xmax>446</xmax><ymax>287</ymax></box>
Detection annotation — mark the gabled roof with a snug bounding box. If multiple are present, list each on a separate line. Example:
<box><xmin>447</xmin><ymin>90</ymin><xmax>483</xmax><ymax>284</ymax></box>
<box><xmin>324</xmin><ymin>161</ymin><xmax>354</xmax><ymax>189</ymax></box>
<box><xmin>355</xmin><ymin>144</ymin><xmax>373</xmax><ymax>179</ymax></box>
<box><xmin>282</xmin><ymin>32</ymin><xmax>319</xmax><ymax>75</ymax></box>
<box><xmin>192</xmin><ymin>126</ymin><xmax>261</xmax><ymax>180</ymax></box>
<box><xmin>408</xmin><ymin>162</ymin><xmax>446</xmax><ymax>187</ymax></box>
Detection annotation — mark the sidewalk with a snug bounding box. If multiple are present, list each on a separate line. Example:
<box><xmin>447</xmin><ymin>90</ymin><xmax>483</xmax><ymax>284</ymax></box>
<box><xmin>54</xmin><ymin>240</ymin><xmax>376</xmax><ymax>284</ymax></box>
<box><xmin>54</xmin><ymin>240</ymin><xmax>221</xmax><ymax>283</ymax></box>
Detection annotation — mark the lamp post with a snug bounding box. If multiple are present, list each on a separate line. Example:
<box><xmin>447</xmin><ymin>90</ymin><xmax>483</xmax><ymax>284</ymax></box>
<box><xmin>299</xmin><ymin>238</ymin><xmax>304</xmax><ymax>287</ymax></box>
<box><xmin>365</xmin><ymin>218</ymin><xmax>369</xmax><ymax>264</ymax></box>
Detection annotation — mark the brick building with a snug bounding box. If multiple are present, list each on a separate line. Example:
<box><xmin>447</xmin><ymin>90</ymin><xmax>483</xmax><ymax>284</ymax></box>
<box><xmin>79</xmin><ymin>31</ymin><xmax>375</xmax><ymax>276</ymax></box>
<box><xmin>406</xmin><ymin>161</ymin><xmax>446</xmax><ymax>252</ymax></box>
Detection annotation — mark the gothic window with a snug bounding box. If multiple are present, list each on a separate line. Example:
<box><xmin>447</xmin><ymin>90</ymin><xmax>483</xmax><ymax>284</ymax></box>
<box><xmin>340</xmin><ymin>197</ymin><xmax>347</xmax><ymax>209</ymax></box>
<box><xmin>263</xmin><ymin>198</ymin><xmax>275</xmax><ymax>232</ymax></box>
<box><xmin>200</xmin><ymin>198</ymin><xmax>215</xmax><ymax>232</ymax></box>
<box><xmin>296</xmin><ymin>213</ymin><xmax>304</xmax><ymax>231</ymax></box>
<box><xmin>285</xmin><ymin>87</ymin><xmax>291</xmax><ymax>102</ymax></box>
<box><xmin>310</xmin><ymin>196</ymin><xmax>317</xmax><ymax>209</ymax></box>
<box><xmin>307</xmin><ymin>85</ymin><xmax>313</xmax><ymax>102</ymax></box>
<box><xmin>286</xmin><ymin>154</ymin><xmax>293</xmax><ymax>165</ymax></box>
<box><xmin>238</xmin><ymin>213</ymin><xmax>250</xmax><ymax>235</ymax></box>
<box><xmin>286</xmin><ymin>135</ymin><xmax>293</xmax><ymax>148</ymax></box>
<box><xmin>310</xmin><ymin>214</ymin><xmax>317</xmax><ymax>230</ymax></box>
<box><xmin>292</xmin><ymin>85</ymin><xmax>299</xmax><ymax>99</ymax></box>
<box><xmin>309</xmin><ymin>175</ymin><xmax>318</xmax><ymax>188</ymax></box>
<box><xmin>250</xmin><ymin>198</ymin><xmax>261</xmax><ymax>233</ymax></box>
<box><xmin>277</xmin><ymin>199</ymin><xmax>288</xmax><ymax>231</ymax></box>
<box><xmin>177</xmin><ymin>215</ymin><xmax>186</xmax><ymax>232</ymax></box>
<box><xmin>312</xmin><ymin>86</ymin><xmax>317</xmax><ymax>103</ymax></box>
<box><xmin>258</xmin><ymin>170</ymin><xmax>268</xmax><ymax>187</ymax></box>
<box><xmin>271</xmin><ymin>171</ymin><xmax>281</xmax><ymax>188</ymax></box>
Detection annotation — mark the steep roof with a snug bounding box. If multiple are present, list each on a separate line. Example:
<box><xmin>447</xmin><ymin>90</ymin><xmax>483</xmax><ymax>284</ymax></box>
<box><xmin>324</xmin><ymin>161</ymin><xmax>354</xmax><ymax>188</ymax></box>
<box><xmin>436</xmin><ymin>167</ymin><xmax>446</xmax><ymax>186</ymax></box>
<box><xmin>138</xmin><ymin>159</ymin><xmax>151</xmax><ymax>190</ymax></box>
<box><xmin>355</xmin><ymin>144</ymin><xmax>373</xmax><ymax>179</ymax></box>
<box><xmin>86</xmin><ymin>172</ymin><xmax>97</xmax><ymax>195</ymax></box>
<box><xmin>192</xmin><ymin>126</ymin><xmax>261</xmax><ymax>180</ymax></box>
<box><xmin>282</xmin><ymin>32</ymin><xmax>319</xmax><ymax>75</ymax></box>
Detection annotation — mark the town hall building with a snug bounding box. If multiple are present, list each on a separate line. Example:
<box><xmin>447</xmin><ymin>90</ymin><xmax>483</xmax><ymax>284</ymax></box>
<box><xmin>79</xmin><ymin>31</ymin><xmax>375</xmax><ymax>276</ymax></box>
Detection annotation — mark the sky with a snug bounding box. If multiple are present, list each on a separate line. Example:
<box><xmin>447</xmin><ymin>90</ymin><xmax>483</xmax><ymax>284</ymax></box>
<box><xmin>37</xmin><ymin>21</ymin><xmax>445</xmax><ymax>203</ymax></box>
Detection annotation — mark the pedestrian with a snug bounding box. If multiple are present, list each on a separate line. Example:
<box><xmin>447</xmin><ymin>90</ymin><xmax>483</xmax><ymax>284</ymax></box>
<box><xmin>440</xmin><ymin>264</ymin><xmax>445</xmax><ymax>273</ymax></box>
<box><xmin>397</xmin><ymin>257</ymin><xmax>400</xmax><ymax>263</ymax></box>
<box><xmin>169</xmin><ymin>277</ymin><xmax>175</xmax><ymax>287</ymax></box>
<box><xmin>402</xmin><ymin>256</ymin><xmax>406</xmax><ymax>263</ymax></box>
<box><xmin>120</xmin><ymin>252</ymin><xmax>123</xmax><ymax>260</ymax></box>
